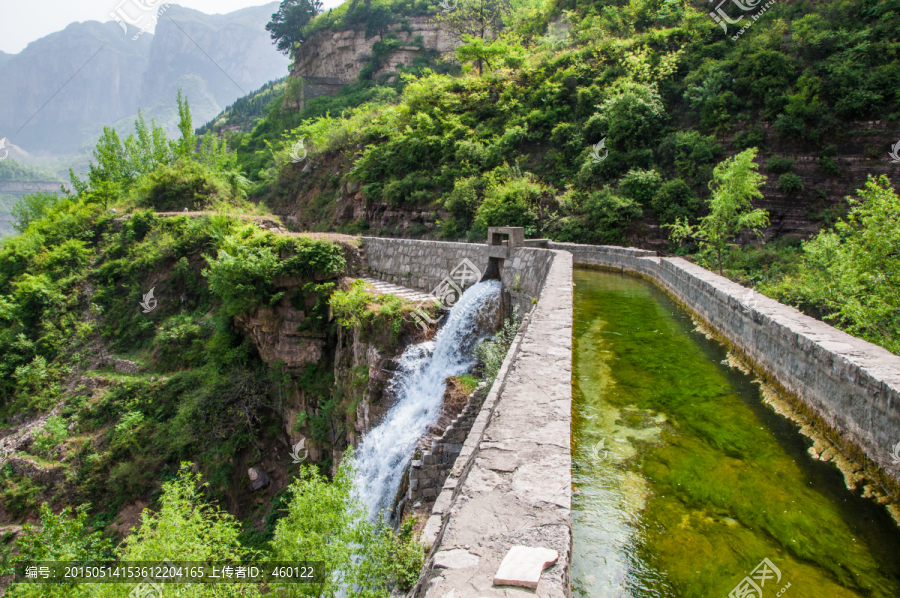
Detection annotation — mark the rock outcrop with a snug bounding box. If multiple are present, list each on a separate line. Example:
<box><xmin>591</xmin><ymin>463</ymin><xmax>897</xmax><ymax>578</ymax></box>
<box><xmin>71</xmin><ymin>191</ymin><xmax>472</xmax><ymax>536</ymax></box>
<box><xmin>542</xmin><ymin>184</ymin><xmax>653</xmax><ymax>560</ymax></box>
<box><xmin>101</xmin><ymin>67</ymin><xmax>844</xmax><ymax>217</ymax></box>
<box><xmin>235</xmin><ymin>301</ymin><xmax>327</xmax><ymax>371</ymax></box>
<box><xmin>292</xmin><ymin>16</ymin><xmax>456</xmax><ymax>84</ymax></box>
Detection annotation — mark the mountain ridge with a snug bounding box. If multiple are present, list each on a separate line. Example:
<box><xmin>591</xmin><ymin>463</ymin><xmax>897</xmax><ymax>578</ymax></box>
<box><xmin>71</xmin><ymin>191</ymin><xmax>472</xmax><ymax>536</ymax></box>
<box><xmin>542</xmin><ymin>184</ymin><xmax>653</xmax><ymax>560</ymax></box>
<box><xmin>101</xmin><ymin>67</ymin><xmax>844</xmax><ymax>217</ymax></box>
<box><xmin>0</xmin><ymin>2</ymin><xmax>289</xmax><ymax>157</ymax></box>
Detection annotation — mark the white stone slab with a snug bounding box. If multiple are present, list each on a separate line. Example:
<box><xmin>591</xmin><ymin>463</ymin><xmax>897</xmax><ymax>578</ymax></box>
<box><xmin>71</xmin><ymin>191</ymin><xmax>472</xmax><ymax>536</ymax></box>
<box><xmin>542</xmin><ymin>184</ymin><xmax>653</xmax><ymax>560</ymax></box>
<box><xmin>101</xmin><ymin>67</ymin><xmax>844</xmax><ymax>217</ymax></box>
<box><xmin>493</xmin><ymin>545</ymin><xmax>559</xmax><ymax>589</ymax></box>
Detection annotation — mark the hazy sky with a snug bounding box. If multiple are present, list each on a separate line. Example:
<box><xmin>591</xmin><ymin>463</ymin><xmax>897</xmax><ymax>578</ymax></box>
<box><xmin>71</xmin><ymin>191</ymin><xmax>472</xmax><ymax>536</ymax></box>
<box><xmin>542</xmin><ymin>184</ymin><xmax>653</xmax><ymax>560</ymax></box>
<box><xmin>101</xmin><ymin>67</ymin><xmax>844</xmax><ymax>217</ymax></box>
<box><xmin>0</xmin><ymin>0</ymin><xmax>346</xmax><ymax>54</ymax></box>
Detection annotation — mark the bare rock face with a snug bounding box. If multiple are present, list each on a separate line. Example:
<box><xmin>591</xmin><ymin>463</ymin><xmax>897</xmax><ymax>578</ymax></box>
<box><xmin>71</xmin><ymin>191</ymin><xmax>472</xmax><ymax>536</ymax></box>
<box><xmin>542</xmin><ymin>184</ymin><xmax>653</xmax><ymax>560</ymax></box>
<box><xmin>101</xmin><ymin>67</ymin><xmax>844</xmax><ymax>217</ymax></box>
<box><xmin>247</xmin><ymin>467</ymin><xmax>269</xmax><ymax>491</ymax></box>
<box><xmin>234</xmin><ymin>302</ymin><xmax>326</xmax><ymax>372</ymax></box>
<box><xmin>292</xmin><ymin>17</ymin><xmax>457</xmax><ymax>83</ymax></box>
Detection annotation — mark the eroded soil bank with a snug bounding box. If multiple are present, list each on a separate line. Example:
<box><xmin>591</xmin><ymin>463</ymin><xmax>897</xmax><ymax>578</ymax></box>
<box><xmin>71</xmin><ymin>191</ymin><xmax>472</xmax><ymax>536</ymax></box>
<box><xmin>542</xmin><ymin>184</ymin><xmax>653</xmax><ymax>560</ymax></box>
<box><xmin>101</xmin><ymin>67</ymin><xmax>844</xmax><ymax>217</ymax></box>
<box><xmin>572</xmin><ymin>268</ymin><xmax>900</xmax><ymax>598</ymax></box>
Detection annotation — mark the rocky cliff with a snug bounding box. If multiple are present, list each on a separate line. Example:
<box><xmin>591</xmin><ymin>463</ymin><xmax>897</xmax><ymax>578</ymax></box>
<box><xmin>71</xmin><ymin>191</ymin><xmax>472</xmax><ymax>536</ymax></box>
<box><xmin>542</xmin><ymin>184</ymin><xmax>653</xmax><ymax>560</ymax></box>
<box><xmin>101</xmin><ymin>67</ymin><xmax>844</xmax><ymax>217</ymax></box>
<box><xmin>292</xmin><ymin>16</ymin><xmax>456</xmax><ymax>84</ymax></box>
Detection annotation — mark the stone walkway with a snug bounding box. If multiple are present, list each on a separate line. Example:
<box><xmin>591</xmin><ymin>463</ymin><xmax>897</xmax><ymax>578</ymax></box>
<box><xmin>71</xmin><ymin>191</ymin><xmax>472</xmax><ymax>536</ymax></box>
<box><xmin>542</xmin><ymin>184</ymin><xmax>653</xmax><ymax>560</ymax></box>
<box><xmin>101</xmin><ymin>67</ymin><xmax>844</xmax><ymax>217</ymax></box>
<box><xmin>414</xmin><ymin>250</ymin><xmax>573</xmax><ymax>598</ymax></box>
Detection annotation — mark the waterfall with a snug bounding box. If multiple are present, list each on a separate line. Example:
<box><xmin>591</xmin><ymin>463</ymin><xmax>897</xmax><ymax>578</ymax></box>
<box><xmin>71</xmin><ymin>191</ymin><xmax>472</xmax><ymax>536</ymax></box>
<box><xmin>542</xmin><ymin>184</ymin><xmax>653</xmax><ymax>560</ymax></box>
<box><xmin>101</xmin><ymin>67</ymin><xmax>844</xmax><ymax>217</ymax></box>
<box><xmin>352</xmin><ymin>280</ymin><xmax>501</xmax><ymax>520</ymax></box>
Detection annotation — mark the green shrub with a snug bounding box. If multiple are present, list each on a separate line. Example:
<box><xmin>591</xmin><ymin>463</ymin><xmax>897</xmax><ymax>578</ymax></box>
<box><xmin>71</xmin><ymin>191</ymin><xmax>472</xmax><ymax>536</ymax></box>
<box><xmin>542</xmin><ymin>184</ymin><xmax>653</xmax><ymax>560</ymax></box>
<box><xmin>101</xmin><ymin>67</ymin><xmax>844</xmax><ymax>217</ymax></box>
<box><xmin>767</xmin><ymin>156</ymin><xmax>794</xmax><ymax>174</ymax></box>
<box><xmin>329</xmin><ymin>279</ymin><xmax>412</xmax><ymax>345</ymax></box>
<box><xmin>774</xmin><ymin>114</ymin><xmax>805</xmax><ymax>140</ymax></box>
<box><xmin>777</xmin><ymin>173</ymin><xmax>804</xmax><ymax>195</ymax></box>
<box><xmin>617</xmin><ymin>169</ymin><xmax>662</xmax><ymax>205</ymax></box>
<box><xmin>272</xmin><ymin>457</ymin><xmax>425</xmax><ymax>597</ymax></box>
<box><xmin>31</xmin><ymin>416</ymin><xmax>68</xmax><ymax>456</ymax></box>
<box><xmin>475</xmin><ymin>309</ymin><xmax>519</xmax><ymax>382</ymax></box>
<box><xmin>204</xmin><ymin>229</ymin><xmax>344</xmax><ymax>316</ymax></box>
<box><xmin>204</xmin><ymin>241</ymin><xmax>281</xmax><ymax>316</ymax></box>
<box><xmin>819</xmin><ymin>156</ymin><xmax>841</xmax><ymax>176</ymax></box>
<box><xmin>762</xmin><ymin>176</ymin><xmax>900</xmax><ymax>354</ymax></box>
<box><xmin>472</xmin><ymin>170</ymin><xmax>542</xmax><ymax>237</ymax></box>
<box><xmin>138</xmin><ymin>160</ymin><xmax>232</xmax><ymax>212</ymax></box>
<box><xmin>582</xmin><ymin>188</ymin><xmax>643</xmax><ymax>244</ymax></box>
<box><xmin>658</xmin><ymin>131</ymin><xmax>721</xmax><ymax>183</ymax></box>
<box><xmin>734</xmin><ymin>125</ymin><xmax>767</xmax><ymax>150</ymax></box>
<box><xmin>10</xmin><ymin>502</ymin><xmax>113</xmax><ymax>572</ymax></box>
<box><xmin>652</xmin><ymin>179</ymin><xmax>699</xmax><ymax>225</ymax></box>
<box><xmin>11</xmin><ymin>192</ymin><xmax>66</xmax><ymax>234</ymax></box>
<box><xmin>590</xmin><ymin>81</ymin><xmax>666</xmax><ymax>152</ymax></box>
<box><xmin>440</xmin><ymin>176</ymin><xmax>482</xmax><ymax>226</ymax></box>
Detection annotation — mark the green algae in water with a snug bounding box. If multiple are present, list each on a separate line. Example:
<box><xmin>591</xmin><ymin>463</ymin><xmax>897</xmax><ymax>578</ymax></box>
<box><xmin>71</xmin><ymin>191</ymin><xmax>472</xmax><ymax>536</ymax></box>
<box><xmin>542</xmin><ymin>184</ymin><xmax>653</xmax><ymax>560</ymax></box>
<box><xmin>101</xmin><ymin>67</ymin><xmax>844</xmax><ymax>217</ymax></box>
<box><xmin>572</xmin><ymin>268</ymin><xmax>900</xmax><ymax>598</ymax></box>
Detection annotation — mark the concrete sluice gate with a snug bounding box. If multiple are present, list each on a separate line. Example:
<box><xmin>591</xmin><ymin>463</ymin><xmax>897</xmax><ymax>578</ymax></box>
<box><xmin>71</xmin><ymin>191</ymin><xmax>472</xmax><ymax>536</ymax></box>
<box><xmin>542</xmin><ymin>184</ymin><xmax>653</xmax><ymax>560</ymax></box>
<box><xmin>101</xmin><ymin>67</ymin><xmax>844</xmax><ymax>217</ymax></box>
<box><xmin>359</xmin><ymin>230</ymin><xmax>900</xmax><ymax>598</ymax></box>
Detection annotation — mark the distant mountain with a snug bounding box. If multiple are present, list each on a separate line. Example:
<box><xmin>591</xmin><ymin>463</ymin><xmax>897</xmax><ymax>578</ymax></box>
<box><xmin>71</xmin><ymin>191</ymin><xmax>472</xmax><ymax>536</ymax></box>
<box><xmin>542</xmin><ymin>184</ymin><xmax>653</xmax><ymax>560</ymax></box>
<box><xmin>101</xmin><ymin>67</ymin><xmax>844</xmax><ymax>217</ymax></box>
<box><xmin>0</xmin><ymin>50</ymin><xmax>13</xmax><ymax>70</ymax></box>
<box><xmin>0</xmin><ymin>21</ymin><xmax>152</xmax><ymax>155</ymax></box>
<box><xmin>0</xmin><ymin>2</ymin><xmax>289</xmax><ymax>157</ymax></box>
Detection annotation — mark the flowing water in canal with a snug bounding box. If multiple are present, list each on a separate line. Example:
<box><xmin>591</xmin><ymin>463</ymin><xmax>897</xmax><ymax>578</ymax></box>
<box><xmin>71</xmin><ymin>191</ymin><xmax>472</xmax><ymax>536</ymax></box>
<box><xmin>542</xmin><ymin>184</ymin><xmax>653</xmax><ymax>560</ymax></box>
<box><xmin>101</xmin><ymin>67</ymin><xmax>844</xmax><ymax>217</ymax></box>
<box><xmin>572</xmin><ymin>268</ymin><xmax>900</xmax><ymax>598</ymax></box>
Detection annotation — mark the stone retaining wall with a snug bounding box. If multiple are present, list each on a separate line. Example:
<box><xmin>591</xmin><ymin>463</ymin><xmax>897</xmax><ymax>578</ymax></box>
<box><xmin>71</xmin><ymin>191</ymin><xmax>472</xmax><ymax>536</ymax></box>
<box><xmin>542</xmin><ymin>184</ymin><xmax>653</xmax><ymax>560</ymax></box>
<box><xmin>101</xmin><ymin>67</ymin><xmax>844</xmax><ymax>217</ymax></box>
<box><xmin>362</xmin><ymin>237</ymin><xmax>554</xmax><ymax>316</ymax></box>
<box><xmin>408</xmin><ymin>386</ymin><xmax>487</xmax><ymax>503</ymax></box>
<box><xmin>549</xmin><ymin>241</ymin><xmax>900</xmax><ymax>487</ymax></box>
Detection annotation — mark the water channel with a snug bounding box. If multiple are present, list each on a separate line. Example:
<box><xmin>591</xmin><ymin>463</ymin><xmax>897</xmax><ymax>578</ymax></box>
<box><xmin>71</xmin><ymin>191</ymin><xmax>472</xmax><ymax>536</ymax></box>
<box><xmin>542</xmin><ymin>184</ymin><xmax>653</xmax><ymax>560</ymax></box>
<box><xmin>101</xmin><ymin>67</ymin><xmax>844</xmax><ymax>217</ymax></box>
<box><xmin>572</xmin><ymin>268</ymin><xmax>900</xmax><ymax>598</ymax></box>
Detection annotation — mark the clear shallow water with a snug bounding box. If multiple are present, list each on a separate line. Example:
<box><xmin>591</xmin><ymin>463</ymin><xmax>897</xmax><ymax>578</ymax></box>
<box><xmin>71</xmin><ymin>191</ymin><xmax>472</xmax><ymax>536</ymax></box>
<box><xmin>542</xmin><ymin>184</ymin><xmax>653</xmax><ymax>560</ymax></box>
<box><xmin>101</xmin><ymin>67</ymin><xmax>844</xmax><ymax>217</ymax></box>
<box><xmin>352</xmin><ymin>280</ymin><xmax>500</xmax><ymax>520</ymax></box>
<box><xmin>572</xmin><ymin>268</ymin><xmax>900</xmax><ymax>598</ymax></box>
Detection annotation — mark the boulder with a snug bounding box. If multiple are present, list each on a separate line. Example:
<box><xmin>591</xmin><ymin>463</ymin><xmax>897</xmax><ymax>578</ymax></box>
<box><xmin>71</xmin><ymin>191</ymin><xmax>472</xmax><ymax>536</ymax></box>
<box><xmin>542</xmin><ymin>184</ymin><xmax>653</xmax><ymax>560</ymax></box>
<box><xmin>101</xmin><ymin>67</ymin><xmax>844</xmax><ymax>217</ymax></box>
<box><xmin>247</xmin><ymin>467</ymin><xmax>269</xmax><ymax>491</ymax></box>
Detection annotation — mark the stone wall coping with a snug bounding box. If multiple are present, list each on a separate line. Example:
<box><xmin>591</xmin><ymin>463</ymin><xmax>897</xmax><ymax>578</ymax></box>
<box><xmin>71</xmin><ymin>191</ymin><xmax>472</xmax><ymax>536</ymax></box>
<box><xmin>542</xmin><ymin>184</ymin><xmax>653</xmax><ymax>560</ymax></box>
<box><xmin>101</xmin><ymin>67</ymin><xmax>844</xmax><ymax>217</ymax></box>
<box><xmin>548</xmin><ymin>241</ymin><xmax>900</xmax><ymax>387</ymax></box>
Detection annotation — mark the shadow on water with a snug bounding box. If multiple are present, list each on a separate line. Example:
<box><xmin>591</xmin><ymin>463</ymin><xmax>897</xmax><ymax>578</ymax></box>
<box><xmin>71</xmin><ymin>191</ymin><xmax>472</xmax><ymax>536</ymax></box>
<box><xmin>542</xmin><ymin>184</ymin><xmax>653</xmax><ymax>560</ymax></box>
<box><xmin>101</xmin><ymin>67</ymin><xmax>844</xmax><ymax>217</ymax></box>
<box><xmin>572</xmin><ymin>268</ymin><xmax>900</xmax><ymax>598</ymax></box>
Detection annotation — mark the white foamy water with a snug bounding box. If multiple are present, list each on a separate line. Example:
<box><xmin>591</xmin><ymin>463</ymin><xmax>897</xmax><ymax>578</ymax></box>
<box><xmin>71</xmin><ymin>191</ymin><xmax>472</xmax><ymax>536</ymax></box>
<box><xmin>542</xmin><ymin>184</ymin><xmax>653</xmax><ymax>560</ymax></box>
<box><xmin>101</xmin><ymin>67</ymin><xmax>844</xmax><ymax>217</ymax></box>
<box><xmin>352</xmin><ymin>280</ymin><xmax>501</xmax><ymax>520</ymax></box>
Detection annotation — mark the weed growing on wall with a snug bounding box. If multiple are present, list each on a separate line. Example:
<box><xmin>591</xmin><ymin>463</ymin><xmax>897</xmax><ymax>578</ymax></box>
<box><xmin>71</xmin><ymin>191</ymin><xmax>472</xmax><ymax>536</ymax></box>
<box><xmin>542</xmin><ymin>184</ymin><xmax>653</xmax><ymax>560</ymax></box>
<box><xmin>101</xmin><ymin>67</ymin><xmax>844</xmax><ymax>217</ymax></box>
<box><xmin>474</xmin><ymin>307</ymin><xmax>519</xmax><ymax>383</ymax></box>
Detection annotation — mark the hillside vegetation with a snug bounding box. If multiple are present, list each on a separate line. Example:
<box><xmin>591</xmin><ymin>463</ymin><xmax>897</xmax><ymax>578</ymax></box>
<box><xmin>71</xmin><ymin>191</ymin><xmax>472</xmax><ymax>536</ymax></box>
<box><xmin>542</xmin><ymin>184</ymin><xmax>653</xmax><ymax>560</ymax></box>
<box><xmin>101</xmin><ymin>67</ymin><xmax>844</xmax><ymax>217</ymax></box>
<box><xmin>0</xmin><ymin>94</ymin><xmax>424</xmax><ymax>596</ymax></box>
<box><xmin>214</xmin><ymin>0</ymin><xmax>899</xmax><ymax>352</ymax></box>
<box><xmin>1</xmin><ymin>0</ymin><xmax>900</xmax><ymax>593</ymax></box>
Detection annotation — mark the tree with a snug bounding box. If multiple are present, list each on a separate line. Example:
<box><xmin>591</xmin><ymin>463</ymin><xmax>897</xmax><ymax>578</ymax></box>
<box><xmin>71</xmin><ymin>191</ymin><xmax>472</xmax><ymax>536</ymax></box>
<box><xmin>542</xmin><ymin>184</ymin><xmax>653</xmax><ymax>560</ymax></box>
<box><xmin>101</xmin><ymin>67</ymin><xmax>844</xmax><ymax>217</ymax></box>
<box><xmin>85</xmin><ymin>90</ymin><xmax>197</xmax><ymax>191</ymax></box>
<box><xmin>455</xmin><ymin>35</ymin><xmax>519</xmax><ymax>74</ymax></box>
<box><xmin>272</xmin><ymin>457</ymin><xmax>423</xmax><ymax>598</ymax></box>
<box><xmin>433</xmin><ymin>0</ymin><xmax>511</xmax><ymax>75</ymax></box>
<box><xmin>173</xmin><ymin>90</ymin><xmax>196</xmax><ymax>159</ymax></box>
<box><xmin>266</xmin><ymin>0</ymin><xmax>324</xmax><ymax>56</ymax></box>
<box><xmin>11</xmin><ymin>191</ymin><xmax>65</xmax><ymax>233</ymax></box>
<box><xmin>6</xmin><ymin>503</ymin><xmax>112</xmax><ymax>598</ymax></box>
<box><xmin>764</xmin><ymin>176</ymin><xmax>900</xmax><ymax>354</ymax></box>
<box><xmin>666</xmin><ymin>148</ymin><xmax>769</xmax><ymax>274</ymax></box>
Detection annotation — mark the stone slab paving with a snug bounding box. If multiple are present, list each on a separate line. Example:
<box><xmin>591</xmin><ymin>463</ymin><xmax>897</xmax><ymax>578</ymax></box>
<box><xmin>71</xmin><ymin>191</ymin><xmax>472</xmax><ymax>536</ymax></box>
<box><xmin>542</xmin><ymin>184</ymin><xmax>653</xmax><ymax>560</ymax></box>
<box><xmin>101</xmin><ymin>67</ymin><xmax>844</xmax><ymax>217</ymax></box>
<box><xmin>416</xmin><ymin>250</ymin><xmax>573</xmax><ymax>598</ymax></box>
